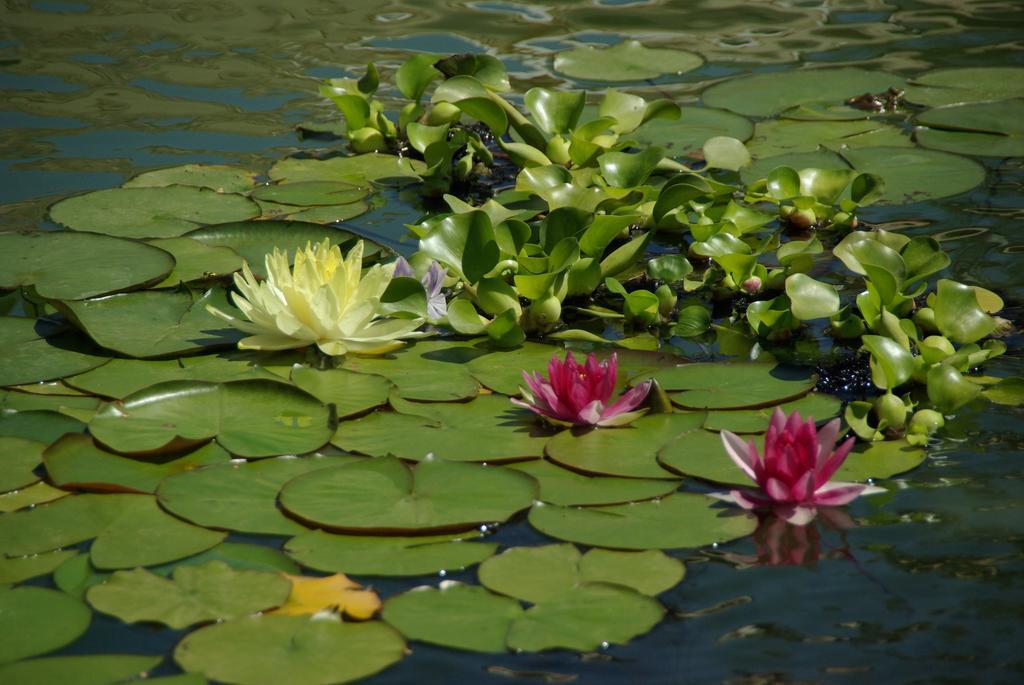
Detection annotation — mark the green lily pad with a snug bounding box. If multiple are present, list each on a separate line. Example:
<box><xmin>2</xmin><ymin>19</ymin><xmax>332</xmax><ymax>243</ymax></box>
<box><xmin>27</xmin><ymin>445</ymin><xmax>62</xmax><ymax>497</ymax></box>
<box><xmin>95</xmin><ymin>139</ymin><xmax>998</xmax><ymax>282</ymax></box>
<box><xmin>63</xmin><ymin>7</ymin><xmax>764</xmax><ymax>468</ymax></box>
<box><xmin>746</xmin><ymin>119</ymin><xmax>910</xmax><ymax>158</ymax></box>
<box><xmin>0</xmin><ymin>231</ymin><xmax>175</xmax><ymax>300</ymax></box>
<box><xmin>185</xmin><ymin>220</ymin><xmax>383</xmax><ymax>279</ymax></box>
<box><xmin>86</xmin><ymin>561</ymin><xmax>292</xmax><ymax>629</ymax></box>
<box><xmin>0</xmin><ymin>317</ymin><xmax>109</xmax><ymax>386</ymax></box>
<box><xmin>657</xmin><ymin>429</ymin><xmax>747</xmax><ymax>486</ymax></box>
<box><xmin>0</xmin><ymin>587</ymin><xmax>91</xmax><ymax>664</ymax></box>
<box><xmin>839</xmin><ymin>146</ymin><xmax>985</xmax><ymax>204</ymax></box>
<box><xmin>528</xmin><ymin>493</ymin><xmax>756</xmax><ymax>549</ymax></box>
<box><xmin>904</xmin><ymin>67</ymin><xmax>1024</xmax><ymax>106</ymax></box>
<box><xmin>334</xmin><ymin>394</ymin><xmax>546</xmax><ymax>463</ymax></box>
<box><xmin>0</xmin><ymin>493</ymin><xmax>126</xmax><ymax>556</ymax></box>
<box><xmin>59</xmin><ymin>287</ymin><xmax>242</xmax><ymax>359</ymax></box>
<box><xmin>637</xmin><ymin>362</ymin><xmax>816</xmax><ymax>409</ymax></box>
<box><xmin>916</xmin><ymin>100</ymin><xmax>1024</xmax><ymax>157</ymax></box>
<box><xmin>702</xmin><ymin>67</ymin><xmax>905</xmax><ymax>117</ymax></box>
<box><xmin>268</xmin><ymin>153</ymin><xmax>425</xmax><ymax>185</ymax></box>
<box><xmin>260</xmin><ymin>200</ymin><xmax>370</xmax><ymax>224</ymax></box>
<box><xmin>279</xmin><ymin>456</ymin><xmax>538</xmax><ymax>534</ymax></box>
<box><xmin>341</xmin><ymin>340</ymin><xmax>483</xmax><ymax>401</ymax></box>
<box><xmin>148</xmin><ymin>237</ymin><xmax>245</xmax><ymax>287</ymax></box>
<box><xmin>66</xmin><ymin>355</ymin><xmax>278</xmax><ymax>399</ymax></box>
<box><xmin>251</xmin><ymin>181</ymin><xmax>368</xmax><ymax>206</ymax></box>
<box><xmin>49</xmin><ymin>186</ymin><xmax>260</xmax><ymax>239</ymax></box>
<box><xmin>834</xmin><ymin>439</ymin><xmax>926</xmax><ymax>481</ymax></box>
<box><xmin>630</xmin><ymin>106</ymin><xmax>753</xmax><ymax>158</ymax></box>
<box><xmin>702</xmin><ymin>392</ymin><xmax>843</xmax><ymax>433</ymax></box>
<box><xmin>174</xmin><ymin>615</ymin><xmax>406</xmax><ymax>685</ymax></box>
<box><xmin>545</xmin><ymin>413</ymin><xmax>702</xmax><ymax>479</ymax></box>
<box><xmin>0</xmin><ymin>389</ymin><xmax>99</xmax><ymax>419</ymax></box>
<box><xmin>0</xmin><ymin>655</ymin><xmax>163</xmax><ymax>685</ymax></box>
<box><xmin>124</xmin><ymin>164</ymin><xmax>257</xmax><ymax>193</ymax></box>
<box><xmin>554</xmin><ymin>40</ymin><xmax>702</xmax><ymax>82</ymax></box>
<box><xmin>505</xmin><ymin>459</ymin><xmax>681</xmax><ymax>506</ymax></box>
<box><xmin>156</xmin><ymin>455</ymin><xmax>356</xmax><ymax>535</ymax></box>
<box><xmin>285</xmin><ymin>529</ymin><xmax>498</xmax><ymax>576</ymax></box>
<box><xmin>44</xmin><ymin>434</ymin><xmax>231</xmax><ymax>494</ymax></box>
<box><xmin>155</xmin><ymin>542</ymin><xmax>301</xmax><ymax>575</ymax></box>
<box><xmin>478</xmin><ymin>544</ymin><xmax>684</xmax><ymax>603</ymax></box>
<box><xmin>0</xmin><ymin>549</ymin><xmax>77</xmax><ymax>584</ymax></box>
<box><xmin>290</xmin><ymin>367</ymin><xmax>392</xmax><ymax>418</ymax></box>
<box><xmin>0</xmin><ymin>436</ymin><xmax>46</xmax><ymax>492</ymax></box>
<box><xmin>381</xmin><ymin>582</ymin><xmax>524</xmax><ymax>653</ymax></box>
<box><xmin>89</xmin><ymin>379</ymin><xmax>333</xmax><ymax>458</ymax></box>
<box><xmin>0</xmin><ymin>409</ymin><xmax>84</xmax><ymax>443</ymax></box>
<box><xmin>0</xmin><ymin>481</ymin><xmax>69</xmax><ymax>513</ymax></box>
<box><xmin>53</xmin><ymin>555</ymin><xmax>109</xmax><ymax>599</ymax></box>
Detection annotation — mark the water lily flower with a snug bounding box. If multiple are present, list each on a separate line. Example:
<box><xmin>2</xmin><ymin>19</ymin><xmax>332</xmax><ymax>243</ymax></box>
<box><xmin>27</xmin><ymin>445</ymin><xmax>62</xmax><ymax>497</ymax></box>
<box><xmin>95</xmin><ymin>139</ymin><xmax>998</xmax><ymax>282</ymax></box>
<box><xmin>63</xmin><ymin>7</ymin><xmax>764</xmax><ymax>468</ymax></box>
<box><xmin>715</xmin><ymin>408</ymin><xmax>885</xmax><ymax>525</ymax></box>
<box><xmin>511</xmin><ymin>352</ymin><xmax>652</xmax><ymax>427</ymax></box>
<box><xmin>207</xmin><ymin>239</ymin><xmax>425</xmax><ymax>356</ymax></box>
<box><xmin>393</xmin><ymin>256</ymin><xmax>448</xmax><ymax>320</ymax></box>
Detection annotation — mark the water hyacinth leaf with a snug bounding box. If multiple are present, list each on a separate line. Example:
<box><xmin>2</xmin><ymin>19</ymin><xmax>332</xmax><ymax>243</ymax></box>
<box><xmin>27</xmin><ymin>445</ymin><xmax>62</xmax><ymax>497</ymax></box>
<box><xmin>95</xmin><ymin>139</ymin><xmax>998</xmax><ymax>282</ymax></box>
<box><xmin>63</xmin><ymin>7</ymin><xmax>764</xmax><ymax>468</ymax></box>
<box><xmin>702</xmin><ymin>67</ymin><xmax>905</xmax><ymax>117</ymax></box>
<box><xmin>124</xmin><ymin>164</ymin><xmax>257</xmax><ymax>193</ymax></box>
<box><xmin>185</xmin><ymin>221</ymin><xmax>382</xmax><ymax>280</ymax></box>
<box><xmin>546</xmin><ymin>412</ymin><xmax>702</xmax><ymax>479</ymax></box>
<box><xmin>0</xmin><ymin>317</ymin><xmax>109</xmax><ymax>386</ymax></box>
<box><xmin>904</xmin><ymin>67</ymin><xmax>1024</xmax><ymax>106</ymax></box>
<box><xmin>0</xmin><ymin>481</ymin><xmax>69</xmax><ymax>513</ymax></box>
<box><xmin>916</xmin><ymin>100</ymin><xmax>1024</xmax><ymax>157</ymax></box>
<box><xmin>89</xmin><ymin>379</ymin><xmax>333</xmax><ymax>458</ymax></box>
<box><xmin>839</xmin><ymin>146</ymin><xmax>985</xmax><ymax>204</ymax></box>
<box><xmin>0</xmin><ymin>655</ymin><xmax>163</xmax><ymax>685</ymax></box>
<box><xmin>382</xmin><ymin>583</ymin><xmax>524</xmax><ymax>653</ymax></box>
<box><xmin>174</xmin><ymin>615</ymin><xmax>406</xmax><ymax>685</ymax></box>
<box><xmin>933</xmin><ymin>279</ymin><xmax>996</xmax><ymax>344</ymax></box>
<box><xmin>528</xmin><ymin>494</ymin><xmax>756</xmax><ymax>549</ymax></box>
<box><xmin>834</xmin><ymin>439</ymin><xmax>926</xmax><ymax>481</ymax></box>
<box><xmin>862</xmin><ymin>335</ymin><xmax>914</xmax><ymax>390</ymax></box>
<box><xmin>45</xmin><ymin>434</ymin><xmax>231</xmax><ymax>494</ymax></box>
<box><xmin>0</xmin><ymin>231</ymin><xmax>175</xmax><ymax>300</ymax></box>
<box><xmin>785</xmin><ymin>274</ymin><xmax>840</xmax><ymax>321</ymax></box>
<box><xmin>290</xmin><ymin>367</ymin><xmax>392</xmax><ymax>418</ymax></box>
<box><xmin>66</xmin><ymin>355</ymin><xmax>278</xmax><ymax>399</ymax></box>
<box><xmin>268</xmin><ymin>153</ymin><xmax>425</xmax><ymax>185</ymax></box>
<box><xmin>341</xmin><ymin>340</ymin><xmax>482</xmax><ymax>401</ymax></box>
<box><xmin>285</xmin><ymin>529</ymin><xmax>497</xmax><ymax>576</ymax></box>
<box><xmin>647</xmin><ymin>254</ymin><xmax>693</xmax><ymax>283</ymax></box>
<box><xmin>0</xmin><ymin>436</ymin><xmax>45</xmax><ymax>492</ymax></box>
<box><xmin>927</xmin><ymin>363</ymin><xmax>982</xmax><ymax>413</ymax></box>
<box><xmin>59</xmin><ymin>288</ymin><xmax>242</xmax><ymax>359</ymax></box>
<box><xmin>554</xmin><ymin>40</ymin><xmax>702</xmax><ymax>81</ymax></box>
<box><xmin>279</xmin><ymin>456</ymin><xmax>538</xmax><ymax>534</ymax></box>
<box><xmin>49</xmin><ymin>186</ymin><xmax>260</xmax><ymax>239</ymax></box>
<box><xmin>525</xmin><ymin>88</ymin><xmax>585</xmax><ymax>136</ymax></box>
<box><xmin>419</xmin><ymin>211</ymin><xmax>500</xmax><ymax>284</ymax></box>
<box><xmin>148</xmin><ymin>237</ymin><xmax>245</xmax><ymax>287</ymax></box>
<box><xmin>598</xmin><ymin>147</ymin><xmax>665</xmax><ymax>188</ymax></box>
<box><xmin>0</xmin><ymin>549</ymin><xmax>77</xmax><ymax>585</ymax></box>
<box><xmin>251</xmin><ymin>181</ymin><xmax>368</xmax><ymax>206</ymax></box>
<box><xmin>269</xmin><ymin>573</ymin><xmax>380</xmax><ymax>618</ymax></box>
<box><xmin>396</xmin><ymin>53</ymin><xmax>441</xmax><ymax>100</ymax></box>
<box><xmin>505</xmin><ymin>583</ymin><xmax>663</xmax><ymax>652</ymax></box>
<box><xmin>631</xmin><ymin>106</ymin><xmax>753</xmax><ymax>158</ymax></box>
<box><xmin>505</xmin><ymin>459</ymin><xmax>681</xmax><ymax>506</ymax></box>
<box><xmin>741</xmin><ymin>150</ymin><xmax>848</xmax><ymax>187</ymax></box>
<box><xmin>156</xmin><ymin>455</ymin><xmax>356</xmax><ymax>536</ymax></box>
<box><xmin>86</xmin><ymin>561</ymin><xmax>292</xmax><ymax>629</ymax></box>
<box><xmin>638</xmin><ymin>363</ymin><xmax>816</xmax><ymax>409</ymax></box>
<box><xmin>746</xmin><ymin>119</ymin><xmax>909</xmax><ymax>158</ymax></box>
<box><xmin>0</xmin><ymin>587</ymin><xmax>91</xmax><ymax>664</ymax></box>
<box><xmin>982</xmin><ymin>377</ymin><xmax>1024</xmax><ymax>406</ymax></box>
<box><xmin>703</xmin><ymin>136</ymin><xmax>751</xmax><ymax>170</ymax></box>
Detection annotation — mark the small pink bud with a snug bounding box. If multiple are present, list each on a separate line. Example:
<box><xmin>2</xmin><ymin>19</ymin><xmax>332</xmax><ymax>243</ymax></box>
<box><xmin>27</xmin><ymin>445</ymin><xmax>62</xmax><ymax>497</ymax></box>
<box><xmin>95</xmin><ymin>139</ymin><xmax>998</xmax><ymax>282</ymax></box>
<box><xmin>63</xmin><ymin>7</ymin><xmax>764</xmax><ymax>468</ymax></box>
<box><xmin>741</xmin><ymin>276</ymin><xmax>762</xmax><ymax>295</ymax></box>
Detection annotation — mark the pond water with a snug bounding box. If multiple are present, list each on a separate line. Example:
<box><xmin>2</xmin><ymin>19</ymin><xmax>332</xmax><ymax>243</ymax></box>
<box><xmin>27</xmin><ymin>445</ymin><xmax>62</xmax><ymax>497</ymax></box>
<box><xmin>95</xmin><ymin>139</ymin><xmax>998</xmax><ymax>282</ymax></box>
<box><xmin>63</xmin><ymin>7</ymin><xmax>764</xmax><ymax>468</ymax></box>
<box><xmin>2</xmin><ymin>1</ymin><xmax>1024</xmax><ymax>683</ymax></box>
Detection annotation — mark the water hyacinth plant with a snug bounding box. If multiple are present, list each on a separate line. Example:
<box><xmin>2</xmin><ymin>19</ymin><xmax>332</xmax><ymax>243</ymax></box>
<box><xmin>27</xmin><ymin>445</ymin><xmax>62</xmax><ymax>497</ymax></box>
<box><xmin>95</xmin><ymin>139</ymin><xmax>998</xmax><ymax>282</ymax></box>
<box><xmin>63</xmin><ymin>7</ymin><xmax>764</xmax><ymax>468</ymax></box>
<box><xmin>513</xmin><ymin>352</ymin><xmax>653</xmax><ymax>427</ymax></box>
<box><xmin>207</xmin><ymin>239</ymin><xmax>426</xmax><ymax>356</ymax></box>
<box><xmin>716</xmin><ymin>408</ymin><xmax>886</xmax><ymax>525</ymax></box>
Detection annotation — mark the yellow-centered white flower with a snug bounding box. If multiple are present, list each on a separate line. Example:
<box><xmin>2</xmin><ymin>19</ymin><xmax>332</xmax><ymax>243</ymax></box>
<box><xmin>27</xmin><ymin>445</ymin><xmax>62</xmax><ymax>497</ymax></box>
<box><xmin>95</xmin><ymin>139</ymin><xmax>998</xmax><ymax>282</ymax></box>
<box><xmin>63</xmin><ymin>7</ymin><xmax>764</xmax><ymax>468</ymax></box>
<box><xmin>207</xmin><ymin>239</ymin><xmax>424</xmax><ymax>356</ymax></box>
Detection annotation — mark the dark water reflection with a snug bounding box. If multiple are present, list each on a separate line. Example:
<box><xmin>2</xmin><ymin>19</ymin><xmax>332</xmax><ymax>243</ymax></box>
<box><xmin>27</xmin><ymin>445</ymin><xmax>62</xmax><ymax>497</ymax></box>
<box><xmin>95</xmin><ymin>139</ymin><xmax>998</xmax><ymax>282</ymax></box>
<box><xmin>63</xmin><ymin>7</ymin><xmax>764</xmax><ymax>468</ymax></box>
<box><xmin>3</xmin><ymin>0</ymin><xmax>1024</xmax><ymax>682</ymax></box>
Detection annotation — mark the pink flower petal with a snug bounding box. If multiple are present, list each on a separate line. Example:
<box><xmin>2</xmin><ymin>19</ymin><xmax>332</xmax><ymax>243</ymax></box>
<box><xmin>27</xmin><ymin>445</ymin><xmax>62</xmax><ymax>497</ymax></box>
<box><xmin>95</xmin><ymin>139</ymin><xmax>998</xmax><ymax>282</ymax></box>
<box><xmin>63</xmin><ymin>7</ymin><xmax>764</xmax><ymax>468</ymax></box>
<box><xmin>765</xmin><ymin>477</ymin><xmax>792</xmax><ymax>502</ymax></box>
<box><xmin>815</xmin><ymin>435</ymin><xmax>856</xmax><ymax>486</ymax></box>
<box><xmin>769</xmin><ymin>406</ymin><xmax>788</xmax><ymax>434</ymax></box>
<box><xmin>775</xmin><ymin>504</ymin><xmax>818</xmax><ymax>526</ymax></box>
<box><xmin>815</xmin><ymin>418</ymin><xmax>841</xmax><ymax>465</ymax></box>
<box><xmin>603</xmin><ymin>380</ymin><xmax>651</xmax><ymax>419</ymax></box>
<box><xmin>721</xmin><ymin>430</ymin><xmax>758</xmax><ymax>481</ymax></box>
<box><xmin>577</xmin><ymin>400</ymin><xmax>606</xmax><ymax>426</ymax></box>
<box><xmin>810</xmin><ymin>481</ymin><xmax>875</xmax><ymax>506</ymax></box>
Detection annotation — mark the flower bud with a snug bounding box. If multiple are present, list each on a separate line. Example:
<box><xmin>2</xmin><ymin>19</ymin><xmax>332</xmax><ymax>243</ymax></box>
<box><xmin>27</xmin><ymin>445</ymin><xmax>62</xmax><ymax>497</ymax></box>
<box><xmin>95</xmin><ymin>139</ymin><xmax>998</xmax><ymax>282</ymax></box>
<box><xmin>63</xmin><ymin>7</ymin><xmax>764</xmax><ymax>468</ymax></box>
<box><xmin>908</xmin><ymin>408</ymin><xmax>944</xmax><ymax>436</ymax></box>
<box><xmin>529</xmin><ymin>296</ymin><xmax>562</xmax><ymax>329</ymax></box>
<box><xmin>787</xmin><ymin>208</ymin><xmax>816</xmax><ymax>230</ymax></box>
<box><xmin>875</xmin><ymin>391</ymin><xmax>907</xmax><ymax>429</ymax></box>
<box><xmin>740</xmin><ymin>276</ymin><xmax>762</xmax><ymax>295</ymax></box>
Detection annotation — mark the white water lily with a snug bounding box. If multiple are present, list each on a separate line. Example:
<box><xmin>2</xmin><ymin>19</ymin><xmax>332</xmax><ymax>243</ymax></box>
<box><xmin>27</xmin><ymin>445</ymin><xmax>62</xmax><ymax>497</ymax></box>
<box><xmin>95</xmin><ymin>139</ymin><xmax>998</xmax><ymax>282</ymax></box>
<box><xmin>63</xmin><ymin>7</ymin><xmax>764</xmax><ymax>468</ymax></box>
<box><xmin>207</xmin><ymin>239</ymin><xmax>425</xmax><ymax>356</ymax></box>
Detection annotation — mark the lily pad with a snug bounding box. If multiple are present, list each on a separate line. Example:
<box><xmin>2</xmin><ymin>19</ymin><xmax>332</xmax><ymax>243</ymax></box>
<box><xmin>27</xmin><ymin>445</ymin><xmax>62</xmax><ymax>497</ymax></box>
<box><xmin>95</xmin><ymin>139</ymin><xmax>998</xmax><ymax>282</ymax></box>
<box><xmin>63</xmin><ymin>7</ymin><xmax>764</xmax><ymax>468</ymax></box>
<box><xmin>381</xmin><ymin>582</ymin><xmax>524</xmax><ymax>653</ymax></box>
<box><xmin>0</xmin><ymin>655</ymin><xmax>163</xmax><ymax>685</ymax></box>
<box><xmin>0</xmin><ymin>481</ymin><xmax>69</xmax><ymax>513</ymax></box>
<box><xmin>702</xmin><ymin>392</ymin><xmax>843</xmax><ymax>433</ymax></box>
<box><xmin>545</xmin><ymin>413</ymin><xmax>702</xmax><ymax>479</ymax></box>
<box><xmin>89</xmin><ymin>379</ymin><xmax>333</xmax><ymax>458</ymax></box>
<box><xmin>66</xmin><ymin>354</ymin><xmax>277</xmax><ymax>399</ymax></box>
<box><xmin>156</xmin><ymin>542</ymin><xmax>301</xmax><ymax>576</ymax></box>
<box><xmin>658</xmin><ymin>429</ymin><xmax>747</xmax><ymax>486</ymax></box>
<box><xmin>86</xmin><ymin>561</ymin><xmax>292</xmax><ymax>629</ymax></box>
<box><xmin>156</xmin><ymin>455</ymin><xmax>356</xmax><ymax>535</ymax></box>
<box><xmin>505</xmin><ymin>459</ymin><xmax>681</xmax><ymax>506</ymax></box>
<box><xmin>258</xmin><ymin>200</ymin><xmax>370</xmax><ymax>224</ymax></box>
<box><xmin>834</xmin><ymin>439</ymin><xmax>926</xmax><ymax>481</ymax></box>
<box><xmin>44</xmin><ymin>434</ymin><xmax>231</xmax><ymax>494</ymax></box>
<box><xmin>478</xmin><ymin>544</ymin><xmax>684</xmax><ymax>603</ymax></box>
<box><xmin>916</xmin><ymin>100</ymin><xmax>1024</xmax><ymax>157</ymax></box>
<box><xmin>251</xmin><ymin>181</ymin><xmax>368</xmax><ymax>206</ymax></box>
<box><xmin>553</xmin><ymin>40</ymin><xmax>702</xmax><ymax>82</ymax></box>
<box><xmin>0</xmin><ymin>586</ymin><xmax>91</xmax><ymax>664</ymax></box>
<box><xmin>702</xmin><ymin>67</ymin><xmax>905</xmax><ymax>117</ymax></box>
<box><xmin>0</xmin><ymin>549</ymin><xmax>77</xmax><ymax>584</ymax></box>
<box><xmin>527</xmin><ymin>494</ymin><xmax>756</xmax><ymax>549</ymax></box>
<box><xmin>0</xmin><ymin>409</ymin><xmax>85</xmax><ymax>443</ymax></box>
<box><xmin>0</xmin><ymin>231</ymin><xmax>175</xmax><ymax>300</ymax></box>
<box><xmin>0</xmin><ymin>436</ymin><xmax>46</xmax><ymax>492</ymax></box>
<box><xmin>174</xmin><ymin>615</ymin><xmax>406</xmax><ymax>685</ymax></box>
<box><xmin>631</xmin><ymin>106</ymin><xmax>754</xmax><ymax>158</ymax></box>
<box><xmin>839</xmin><ymin>146</ymin><xmax>985</xmax><ymax>204</ymax></box>
<box><xmin>285</xmin><ymin>529</ymin><xmax>497</xmax><ymax>577</ymax></box>
<box><xmin>49</xmin><ymin>186</ymin><xmax>260</xmax><ymax>239</ymax></box>
<box><xmin>0</xmin><ymin>317</ymin><xmax>109</xmax><ymax>386</ymax></box>
<box><xmin>0</xmin><ymin>389</ymin><xmax>100</xmax><ymax>420</ymax></box>
<box><xmin>637</xmin><ymin>362</ymin><xmax>816</xmax><ymax>409</ymax></box>
<box><xmin>148</xmin><ymin>237</ymin><xmax>245</xmax><ymax>287</ymax></box>
<box><xmin>290</xmin><ymin>367</ymin><xmax>392</xmax><ymax>418</ymax></box>
<box><xmin>904</xmin><ymin>67</ymin><xmax>1024</xmax><ymax>107</ymax></box>
<box><xmin>268</xmin><ymin>153</ymin><xmax>425</xmax><ymax>185</ymax></box>
<box><xmin>746</xmin><ymin>119</ymin><xmax>910</xmax><ymax>158</ymax></box>
<box><xmin>279</xmin><ymin>456</ymin><xmax>538</xmax><ymax>534</ymax></box>
<box><xmin>334</xmin><ymin>394</ymin><xmax>546</xmax><ymax>463</ymax></box>
<box><xmin>124</xmin><ymin>164</ymin><xmax>257</xmax><ymax>193</ymax></box>
<box><xmin>342</xmin><ymin>340</ymin><xmax>482</xmax><ymax>401</ymax></box>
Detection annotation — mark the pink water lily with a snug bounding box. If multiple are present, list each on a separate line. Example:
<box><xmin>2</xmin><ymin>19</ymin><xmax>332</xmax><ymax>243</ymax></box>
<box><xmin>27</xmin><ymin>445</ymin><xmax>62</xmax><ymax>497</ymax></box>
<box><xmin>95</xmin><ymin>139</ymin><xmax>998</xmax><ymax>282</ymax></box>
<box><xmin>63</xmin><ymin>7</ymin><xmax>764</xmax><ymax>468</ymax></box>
<box><xmin>512</xmin><ymin>352</ymin><xmax>652</xmax><ymax>427</ymax></box>
<box><xmin>715</xmin><ymin>408</ymin><xmax>886</xmax><ymax>525</ymax></box>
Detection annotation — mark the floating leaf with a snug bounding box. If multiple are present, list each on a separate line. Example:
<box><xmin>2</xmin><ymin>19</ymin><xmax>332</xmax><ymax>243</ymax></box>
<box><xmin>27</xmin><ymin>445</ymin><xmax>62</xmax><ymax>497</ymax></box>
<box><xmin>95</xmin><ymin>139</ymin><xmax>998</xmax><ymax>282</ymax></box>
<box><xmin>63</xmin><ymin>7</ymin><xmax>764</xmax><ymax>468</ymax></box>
<box><xmin>251</xmin><ymin>181</ymin><xmax>368</xmax><ymax>206</ymax></box>
<box><xmin>637</xmin><ymin>362</ymin><xmax>815</xmax><ymax>409</ymax></box>
<box><xmin>49</xmin><ymin>186</ymin><xmax>260</xmax><ymax>239</ymax></box>
<box><xmin>505</xmin><ymin>459</ymin><xmax>681</xmax><ymax>506</ymax></box>
<box><xmin>746</xmin><ymin>119</ymin><xmax>909</xmax><ymax>158</ymax></box>
<box><xmin>0</xmin><ymin>655</ymin><xmax>162</xmax><ymax>685</ymax></box>
<box><xmin>702</xmin><ymin>392</ymin><xmax>842</xmax><ymax>434</ymax></box>
<box><xmin>66</xmin><ymin>355</ymin><xmax>278</xmax><ymax>399</ymax></box>
<box><xmin>174</xmin><ymin>615</ymin><xmax>406</xmax><ymax>685</ymax></box>
<box><xmin>268</xmin><ymin>153</ymin><xmax>425</xmax><ymax>185</ymax></box>
<box><xmin>124</xmin><ymin>164</ymin><xmax>257</xmax><ymax>193</ymax></box>
<box><xmin>554</xmin><ymin>40</ymin><xmax>702</xmax><ymax>82</ymax></box>
<box><xmin>341</xmin><ymin>340</ymin><xmax>482</xmax><ymax>401</ymax></box>
<box><xmin>290</xmin><ymin>367</ymin><xmax>392</xmax><ymax>418</ymax></box>
<box><xmin>658</xmin><ymin>429</ymin><xmax>748</xmax><ymax>486</ymax></box>
<box><xmin>269</xmin><ymin>573</ymin><xmax>380</xmax><ymax>619</ymax></box>
<box><xmin>904</xmin><ymin>67</ymin><xmax>1024</xmax><ymax>106</ymax></box>
<box><xmin>0</xmin><ymin>480</ymin><xmax>69</xmax><ymax>513</ymax></box>
<box><xmin>0</xmin><ymin>587</ymin><xmax>91</xmax><ymax>664</ymax></box>
<box><xmin>839</xmin><ymin>146</ymin><xmax>985</xmax><ymax>204</ymax></box>
<box><xmin>916</xmin><ymin>100</ymin><xmax>1024</xmax><ymax>157</ymax></box>
<box><xmin>148</xmin><ymin>237</ymin><xmax>245</xmax><ymax>287</ymax></box>
<box><xmin>279</xmin><ymin>456</ymin><xmax>538</xmax><ymax>534</ymax></box>
<box><xmin>89</xmin><ymin>379</ymin><xmax>333</xmax><ymax>458</ymax></box>
<box><xmin>0</xmin><ymin>436</ymin><xmax>45</xmax><ymax>492</ymax></box>
<box><xmin>834</xmin><ymin>439</ymin><xmax>926</xmax><ymax>481</ymax></box>
<box><xmin>86</xmin><ymin>561</ymin><xmax>291</xmax><ymax>629</ymax></box>
<box><xmin>0</xmin><ymin>317</ymin><xmax>109</xmax><ymax>386</ymax></box>
<box><xmin>631</xmin><ymin>106</ymin><xmax>753</xmax><ymax>158</ymax></box>
<box><xmin>703</xmin><ymin>136</ymin><xmax>751</xmax><ymax>170</ymax></box>
<box><xmin>0</xmin><ymin>409</ymin><xmax>84</xmax><ymax>443</ymax></box>
<box><xmin>0</xmin><ymin>549</ymin><xmax>77</xmax><ymax>584</ymax></box>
